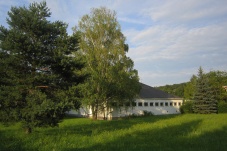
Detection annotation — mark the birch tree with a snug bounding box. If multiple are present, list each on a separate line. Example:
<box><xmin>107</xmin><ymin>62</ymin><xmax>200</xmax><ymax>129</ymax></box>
<box><xmin>76</xmin><ymin>7</ymin><xmax>140</xmax><ymax>119</ymax></box>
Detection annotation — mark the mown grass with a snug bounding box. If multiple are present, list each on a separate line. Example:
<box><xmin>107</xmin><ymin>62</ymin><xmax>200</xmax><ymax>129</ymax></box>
<box><xmin>0</xmin><ymin>114</ymin><xmax>227</xmax><ymax>151</ymax></box>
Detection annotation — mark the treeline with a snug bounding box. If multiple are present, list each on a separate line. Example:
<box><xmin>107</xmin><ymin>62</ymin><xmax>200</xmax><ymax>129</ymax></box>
<box><xmin>157</xmin><ymin>68</ymin><xmax>227</xmax><ymax>113</ymax></box>
<box><xmin>157</xmin><ymin>69</ymin><xmax>227</xmax><ymax>102</ymax></box>
<box><xmin>157</xmin><ymin>83</ymin><xmax>186</xmax><ymax>98</ymax></box>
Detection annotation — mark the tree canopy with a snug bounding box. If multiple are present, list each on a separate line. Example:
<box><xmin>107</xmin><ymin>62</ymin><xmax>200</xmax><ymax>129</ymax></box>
<box><xmin>0</xmin><ymin>2</ymin><xmax>84</xmax><ymax>133</ymax></box>
<box><xmin>76</xmin><ymin>7</ymin><xmax>140</xmax><ymax>119</ymax></box>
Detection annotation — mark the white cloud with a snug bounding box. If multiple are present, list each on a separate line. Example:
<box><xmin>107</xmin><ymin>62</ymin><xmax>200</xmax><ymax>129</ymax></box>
<box><xmin>146</xmin><ymin>0</ymin><xmax>227</xmax><ymax>23</ymax></box>
<box><xmin>127</xmin><ymin>22</ymin><xmax>227</xmax><ymax>62</ymax></box>
<box><xmin>1</xmin><ymin>0</ymin><xmax>227</xmax><ymax>86</ymax></box>
<box><xmin>118</xmin><ymin>17</ymin><xmax>145</xmax><ymax>25</ymax></box>
<box><xmin>139</xmin><ymin>67</ymin><xmax>197</xmax><ymax>86</ymax></box>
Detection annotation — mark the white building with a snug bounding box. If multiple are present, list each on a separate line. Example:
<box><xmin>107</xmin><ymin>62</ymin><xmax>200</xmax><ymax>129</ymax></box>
<box><xmin>68</xmin><ymin>83</ymin><xmax>183</xmax><ymax>119</ymax></box>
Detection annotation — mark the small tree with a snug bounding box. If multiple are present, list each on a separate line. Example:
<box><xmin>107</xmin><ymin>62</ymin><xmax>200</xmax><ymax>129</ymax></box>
<box><xmin>0</xmin><ymin>2</ymin><xmax>84</xmax><ymax>133</ymax></box>
<box><xmin>184</xmin><ymin>75</ymin><xmax>197</xmax><ymax>101</ymax></box>
<box><xmin>193</xmin><ymin>67</ymin><xmax>218</xmax><ymax>114</ymax></box>
<box><xmin>76</xmin><ymin>7</ymin><xmax>140</xmax><ymax>119</ymax></box>
<box><xmin>180</xmin><ymin>101</ymin><xmax>194</xmax><ymax>114</ymax></box>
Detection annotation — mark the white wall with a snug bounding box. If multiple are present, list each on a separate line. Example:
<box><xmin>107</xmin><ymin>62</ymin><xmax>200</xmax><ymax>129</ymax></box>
<box><xmin>66</xmin><ymin>106</ymin><xmax>92</xmax><ymax>117</ymax></box>
<box><xmin>67</xmin><ymin>98</ymin><xmax>183</xmax><ymax>119</ymax></box>
<box><xmin>134</xmin><ymin>98</ymin><xmax>182</xmax><ymax>115</ymax></box>
<box><xmin>111</xmin><ymin>98</ymin><xmax>183</xmax><ymax>118</ymax></box>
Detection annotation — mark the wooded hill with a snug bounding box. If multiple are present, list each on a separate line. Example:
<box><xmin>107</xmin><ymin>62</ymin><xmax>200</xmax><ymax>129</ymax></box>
<box><xmin>157</xmin><ymin>83</ymin><xmax>186</xmax><ymax>98</ymax></box>
<box><xmin>157</xmin><ymin>69</ymin><xmax>227</xmax><ymax>103</ymax></box>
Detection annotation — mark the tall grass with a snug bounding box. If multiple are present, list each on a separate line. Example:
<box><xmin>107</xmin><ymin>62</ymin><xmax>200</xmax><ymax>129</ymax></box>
<box><xmin>1</xmin><ymin>114</ymin><xmax>227</xmax><ymax>151</ymax></box>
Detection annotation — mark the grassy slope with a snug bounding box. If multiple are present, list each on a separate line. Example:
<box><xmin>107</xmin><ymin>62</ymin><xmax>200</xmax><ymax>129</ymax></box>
<box><xmin>0</xmin><ymin>114</ymin><xmax>227</xmax><ymax>151</ymax></box>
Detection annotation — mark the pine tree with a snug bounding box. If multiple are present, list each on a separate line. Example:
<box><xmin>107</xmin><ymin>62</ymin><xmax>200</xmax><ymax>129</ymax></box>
<box><xmin>0</xmin><ymin>2</ymin><xmax>84</xmax><ymax>133</ymax></box>
<box><xmin>193</xmin><ymin>67</ymin><xmax>218</xmax><ymax>114</ymax></box>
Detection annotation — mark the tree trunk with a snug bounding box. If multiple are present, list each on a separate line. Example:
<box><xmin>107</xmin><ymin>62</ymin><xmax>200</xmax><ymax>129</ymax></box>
<box><xmin>25</xmin><ymin>127</ymin><xmax>32</xmax><ymax>134</ymax></box>
<box><xmin>91</xmin><ymin>105</ymin><xmax>95</xmax><ymax>120</ymax></box>
<box><xmin>91</xmin><ymin>104</ymin><xmax>97</xmax><ymax>120</ymax></box>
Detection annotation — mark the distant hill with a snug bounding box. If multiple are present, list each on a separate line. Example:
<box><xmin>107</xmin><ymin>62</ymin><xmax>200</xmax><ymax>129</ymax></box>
<box><xmin>156</xmin><ymin>83</ymin><xmax>187</xmax><ymax>98</ymax></box>
<box><xmin>156</xmin><ymin>70</ymin><xmax>227</xmax><ymax>100</ymax></box>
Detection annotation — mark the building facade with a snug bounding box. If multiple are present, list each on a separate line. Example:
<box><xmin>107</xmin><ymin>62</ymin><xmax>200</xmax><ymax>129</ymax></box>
<box><xmin>67</xmin><ymin>83</ymin><xmax>183</xmax><ymax>119</ymax></box>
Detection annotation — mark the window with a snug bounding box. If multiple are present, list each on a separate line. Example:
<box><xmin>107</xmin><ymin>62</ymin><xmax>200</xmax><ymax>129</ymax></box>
<box><xmin>165</xmin><ymin>102</ymin><xmax>168</xmax><ymax>106</ymax></box>
<box><xmin>174</xmin><ymin>102</ymin><xmax>177</xmax><ymax>106</ymax></box>
<box><xmin>178</xmin><ymin>102</ymin><xmax>181</xmax><ymax>106</ymax></box>
<box><xmin>132</xmin><ymin>102</ymin><xmax>136</xmax><ymax>107</ymax></box>
<box><xmin>138</xmin><ymin>102</ymin><xmax>142</xmax><ymax>106</ymax></box>
<box><xmin>150</xmin><ymin>102</ymin><xmax>154</xmax><ymax>106</ymax></box>
<box><xmin>144</xmin><ymin>102</ymin><xmax>148</xmax><ymax>107</ymax></box>
<box><xmin>160</xmin><ymin>102</ymin><xmax>163</xmax><ymax>106</ymax></box>
<box><xmin>155</xmin><ymin>102</ymin><xmax>159</xmax><ymax>106</ymax></box>
<box><xmin>170</xmin><ymin>102</ymin><xmax>173</xmax><ymax>106</ymax></box>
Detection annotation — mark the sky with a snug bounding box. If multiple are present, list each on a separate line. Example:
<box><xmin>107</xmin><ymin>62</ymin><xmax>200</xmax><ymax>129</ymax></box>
<box><xmin>1</xmin><ymin>0</ymin><xmax>227</xmax><ymax>86</ymax></box>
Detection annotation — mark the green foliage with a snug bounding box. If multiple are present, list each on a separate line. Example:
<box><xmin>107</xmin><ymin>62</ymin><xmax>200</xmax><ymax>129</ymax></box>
<box><xmin>180</xmin><ymin>101</ymin><xmax>194</xmax><ymax>114</ymax></box>
<box><xmin>193</xmin><ymin>67</ymin><xmax>218</xmax><ymax>114</ymax></box>
<box><xmin>160</xmin><ymin>68</ymin><xmax>227</xmax><ymax>114</ymax></box>
<box><xmin>218</xmin><ymin>101</ymin><xmax>227</xmax><ymax>113</ymax></box>
<box><xmin>1</xmin><ymin>114</ymin><xmax>227</xmax><ymax>151</ymax></box>
<box><xmin>206</xmin><ymin>71</ymin><xmax>227</xmax><ymax>102</ymax></box>
<box><xmin>76</xmin><ymin>7</ymin><xmax>140</xmax><ymax>119</ymax></box>
<box><xmin>143</xmin><ymin>110</ymin><xmax>154</xmax><ymax>116</ymax></box>
<box><xmin>157</xmin><ymin>83</ymin><xmax>186</xmax><ymax>98</ymax></box>
<box><xmin>0</xmin><ymin>2</ymin><xmax>84</xmax><ymax>133</ymax></box>
<box><xmin>184</xmin><ymin>75</ymin><xmax>197</xmax><ymax>101</ymax></box>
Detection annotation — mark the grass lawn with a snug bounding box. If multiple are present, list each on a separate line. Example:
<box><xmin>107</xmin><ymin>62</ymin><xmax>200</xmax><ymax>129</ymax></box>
<box><xmin>0</xmin><ymin>114</ymin><xmax>227</xmax><ymax>151</ymax></box>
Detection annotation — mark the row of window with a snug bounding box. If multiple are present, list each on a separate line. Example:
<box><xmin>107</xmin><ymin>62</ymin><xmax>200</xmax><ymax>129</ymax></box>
<box><xmin>137</xmin><ymin>102</ymin><xmax>181</xmax><ymax>107</ymax></box>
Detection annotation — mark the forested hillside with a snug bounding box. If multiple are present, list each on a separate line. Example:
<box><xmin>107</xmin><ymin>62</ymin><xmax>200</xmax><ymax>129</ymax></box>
<box><xmin>157</xmin><ymin>83</ymin><xmax>186</xmax><ymax>98</ymax></box>
<box><xmin>157</xmin><ymin>69</ymin><xmax>227</xmax><ymax>102</ymax></box>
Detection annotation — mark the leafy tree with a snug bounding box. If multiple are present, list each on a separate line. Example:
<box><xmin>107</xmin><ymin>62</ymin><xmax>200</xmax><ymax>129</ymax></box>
<box><xmin>76</xmin><ymin>7</ymin><xmax>140</xmax><ymax>119</ymax></box>
<box><xmin>184</xmin><ymin>75</ymin><xmax>197</xmax><ymax>101</ymax></box>
<box><xmin>206</xmin><ymin>71</ymin><xmax>227</xmax><ymax>102</ymax></box>
<box><xmin>193</xmin><ymin>67</ymin><xmax>218</xmax><ymax>114</ymax></box>
<box><xmin>180</xmin><ymin>101</ymin><xmax>194</xmax><ymax>114</ymax></box>
<box><xmin>218</xmin><ymin>101</ymin><xmax>227</xmax><ymax>113</ymax></box>
<box><xmin>0</xmin><ymin>2</ymin><xmax>84</xmax><ymax>133</ymax></box>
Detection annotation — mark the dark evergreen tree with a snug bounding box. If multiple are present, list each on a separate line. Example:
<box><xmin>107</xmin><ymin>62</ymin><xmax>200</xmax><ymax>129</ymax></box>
<box><xmin>193</xmin><ymin>67</ymin><xmax>218</xmax><ymax>114</ymax></box>
<box><xmin>0</xmin><ymin>2</ymin><xmax>84</xmax><ymax>133</ymax></box>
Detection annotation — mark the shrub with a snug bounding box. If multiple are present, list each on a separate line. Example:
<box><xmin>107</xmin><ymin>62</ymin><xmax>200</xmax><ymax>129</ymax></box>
<box><xmin>218</xmin><ymin>101</ymin><xmax>227</xmax><ymax>113</ymax></box>
<box><xmin>180</xmin><ymin>101</ymin><xmax>194</xmax><ymax>114</ymax></box>
<box><xmin>143</xmin><ymin>110</ymin><xmax>154</xmax><ymax>116</ymax></box>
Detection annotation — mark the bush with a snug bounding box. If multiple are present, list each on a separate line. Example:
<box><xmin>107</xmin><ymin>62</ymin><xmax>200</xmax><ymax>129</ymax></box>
<box><xmin>180</xmin><ymin>101</ymin><xmax>194</xmax><ymax>114</ymax></box>
<box><xmin>218</xmin><ymin>101</ymin><xmax>227</xmax><ymax>113</ymax></box>
<box><xmin>143</xmin><ymin>110</ymin><xmax>154</xmax><ymax>116</ymax></box>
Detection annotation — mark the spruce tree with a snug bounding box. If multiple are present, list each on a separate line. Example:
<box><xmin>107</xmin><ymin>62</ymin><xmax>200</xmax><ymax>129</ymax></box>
<box><xmin>0</xmin><ymin>2</ymin><xmax>84</xmax><ymax>133</ymax></box>
<box><xmin>193</xmin><ymin>67</ymin><xmax>218</xmax><ymax>114</ymax></box>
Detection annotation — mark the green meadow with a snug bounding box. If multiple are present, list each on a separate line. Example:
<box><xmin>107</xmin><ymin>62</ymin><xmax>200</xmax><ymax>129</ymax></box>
<box><xmin>1</xmin><ymin>114</ymin><xmax>227</xmax><ymax>151</ymax></box>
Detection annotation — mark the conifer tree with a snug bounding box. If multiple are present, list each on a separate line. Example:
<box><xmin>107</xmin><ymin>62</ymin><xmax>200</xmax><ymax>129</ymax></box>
<box><xmin>193</xmin><ymin>67</ymin><xmax>218</xmax><ymax>114</ymax></box>
<box><xmin>0</xmin><ymin>2</ymin><xmax>84</xmax><ymax>133</ymax></box>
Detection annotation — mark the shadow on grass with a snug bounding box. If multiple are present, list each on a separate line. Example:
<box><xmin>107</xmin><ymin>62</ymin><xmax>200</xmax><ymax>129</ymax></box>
<box><xmin>0</xmin><ymin>115</ymin><xmax>178</xmax><ymax>151</ymax></box>
<box><xmin>1</xmin><ymin>115</ymin><xmax>226</xmax><ymax>151</ymax></box>
<box><xmin>0</xmin><ymin>129</ymin><xmax>29</xmax><ymax>151</ymax></box>
<box><xmin>43</xmin><ymin>115</ymin><xmax>179</xmax><ymax>136</ymax></box>
<box><xmin>64</xmin><ymin>119</ymin><xmax>227</xmax><ymax>151</ymax></box>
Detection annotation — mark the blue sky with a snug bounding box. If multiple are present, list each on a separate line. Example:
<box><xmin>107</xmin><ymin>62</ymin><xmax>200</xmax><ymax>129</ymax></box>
<box><xmin>1</xmin><ymin>0</ymin><xmax>227</xmax><ymax>86</ymax></box>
